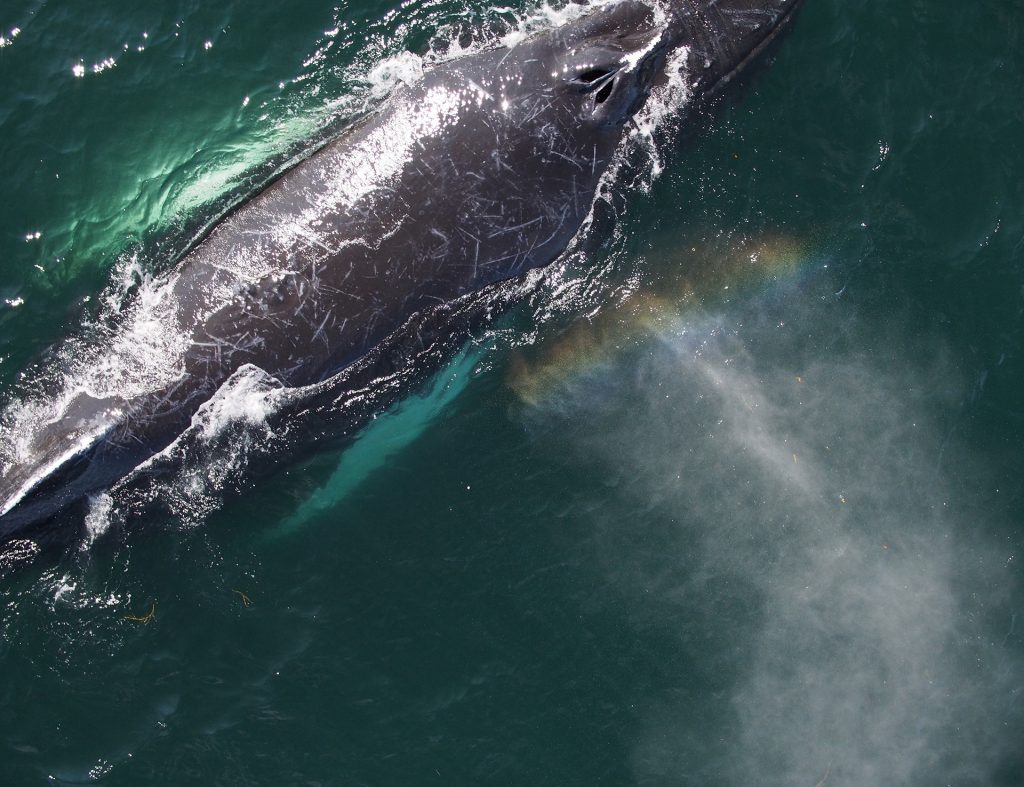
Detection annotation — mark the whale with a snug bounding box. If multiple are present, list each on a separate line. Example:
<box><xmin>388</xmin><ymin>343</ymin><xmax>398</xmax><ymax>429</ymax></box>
<box><xmin>0</xmin><ymin>0</ymin><xmax>804</xmax><ymax>541</ymax></box>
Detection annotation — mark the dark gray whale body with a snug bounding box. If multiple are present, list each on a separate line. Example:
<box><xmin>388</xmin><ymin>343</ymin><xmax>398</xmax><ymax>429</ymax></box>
<box><xmin>0</xmin><ymin>0</ymin><xmax>803</xmax><ymax>540</ymax></box>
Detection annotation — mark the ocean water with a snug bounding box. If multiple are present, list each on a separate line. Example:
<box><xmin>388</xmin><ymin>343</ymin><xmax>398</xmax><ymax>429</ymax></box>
<box><xmin>1</xmin><ymin>0</ymin><xmax>1023</xmax><ymax>784</ymax></box>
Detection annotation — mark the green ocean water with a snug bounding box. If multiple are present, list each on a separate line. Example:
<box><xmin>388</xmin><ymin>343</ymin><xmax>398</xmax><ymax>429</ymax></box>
<box><xmin>1</xmin><ymin>0</ymin><xmax>1023</xmax><ymax>784</ymax></box>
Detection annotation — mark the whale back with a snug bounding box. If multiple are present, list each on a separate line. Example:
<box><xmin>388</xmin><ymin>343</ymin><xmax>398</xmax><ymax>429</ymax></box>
<box><xmin>0</xmin><ymin>2</ymin><xmax>667</xmax><ymax>538</ymax></box>
<box><xmin>0</xmin><ymin>0</ymin><xmax>806</xmax><ymax>541</ymax></box>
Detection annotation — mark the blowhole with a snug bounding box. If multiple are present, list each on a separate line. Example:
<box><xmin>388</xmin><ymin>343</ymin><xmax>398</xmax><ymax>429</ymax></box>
<box><xmin>578</xmin><ymin>67</ymin><xmax>614</xmax><ymax>83</ymax></box>
<box><xmin>594</xmin><ymin>79</ymin><xmax>614</xmax><ymax>104</ymax></box>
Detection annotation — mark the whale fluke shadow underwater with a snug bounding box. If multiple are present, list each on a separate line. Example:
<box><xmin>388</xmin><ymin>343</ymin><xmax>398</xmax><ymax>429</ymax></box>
<box><xmin>0</xmin><ymin>0</ymin><xmax>805</xmax><ymax>543</ymax></box>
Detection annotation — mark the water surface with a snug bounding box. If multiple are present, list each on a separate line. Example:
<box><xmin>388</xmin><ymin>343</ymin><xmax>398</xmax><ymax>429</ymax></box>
<box><xmin>1</xmin><ymin>0</ymin><xmax>1022</xmax><ymax>784</ymax></box>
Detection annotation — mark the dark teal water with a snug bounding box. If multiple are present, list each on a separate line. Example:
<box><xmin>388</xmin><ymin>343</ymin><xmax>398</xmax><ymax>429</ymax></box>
<box><xmin>2</xmin><ymin>1</ymin><xmax>1023</xmax><ymax>784</ymax></box>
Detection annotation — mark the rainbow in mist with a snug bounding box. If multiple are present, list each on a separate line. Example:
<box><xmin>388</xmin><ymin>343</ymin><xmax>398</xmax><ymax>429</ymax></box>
<box><xmin>506</xmin><ymin>233</ymin><xmax>820</xmax><ymax>406</ymax></box>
